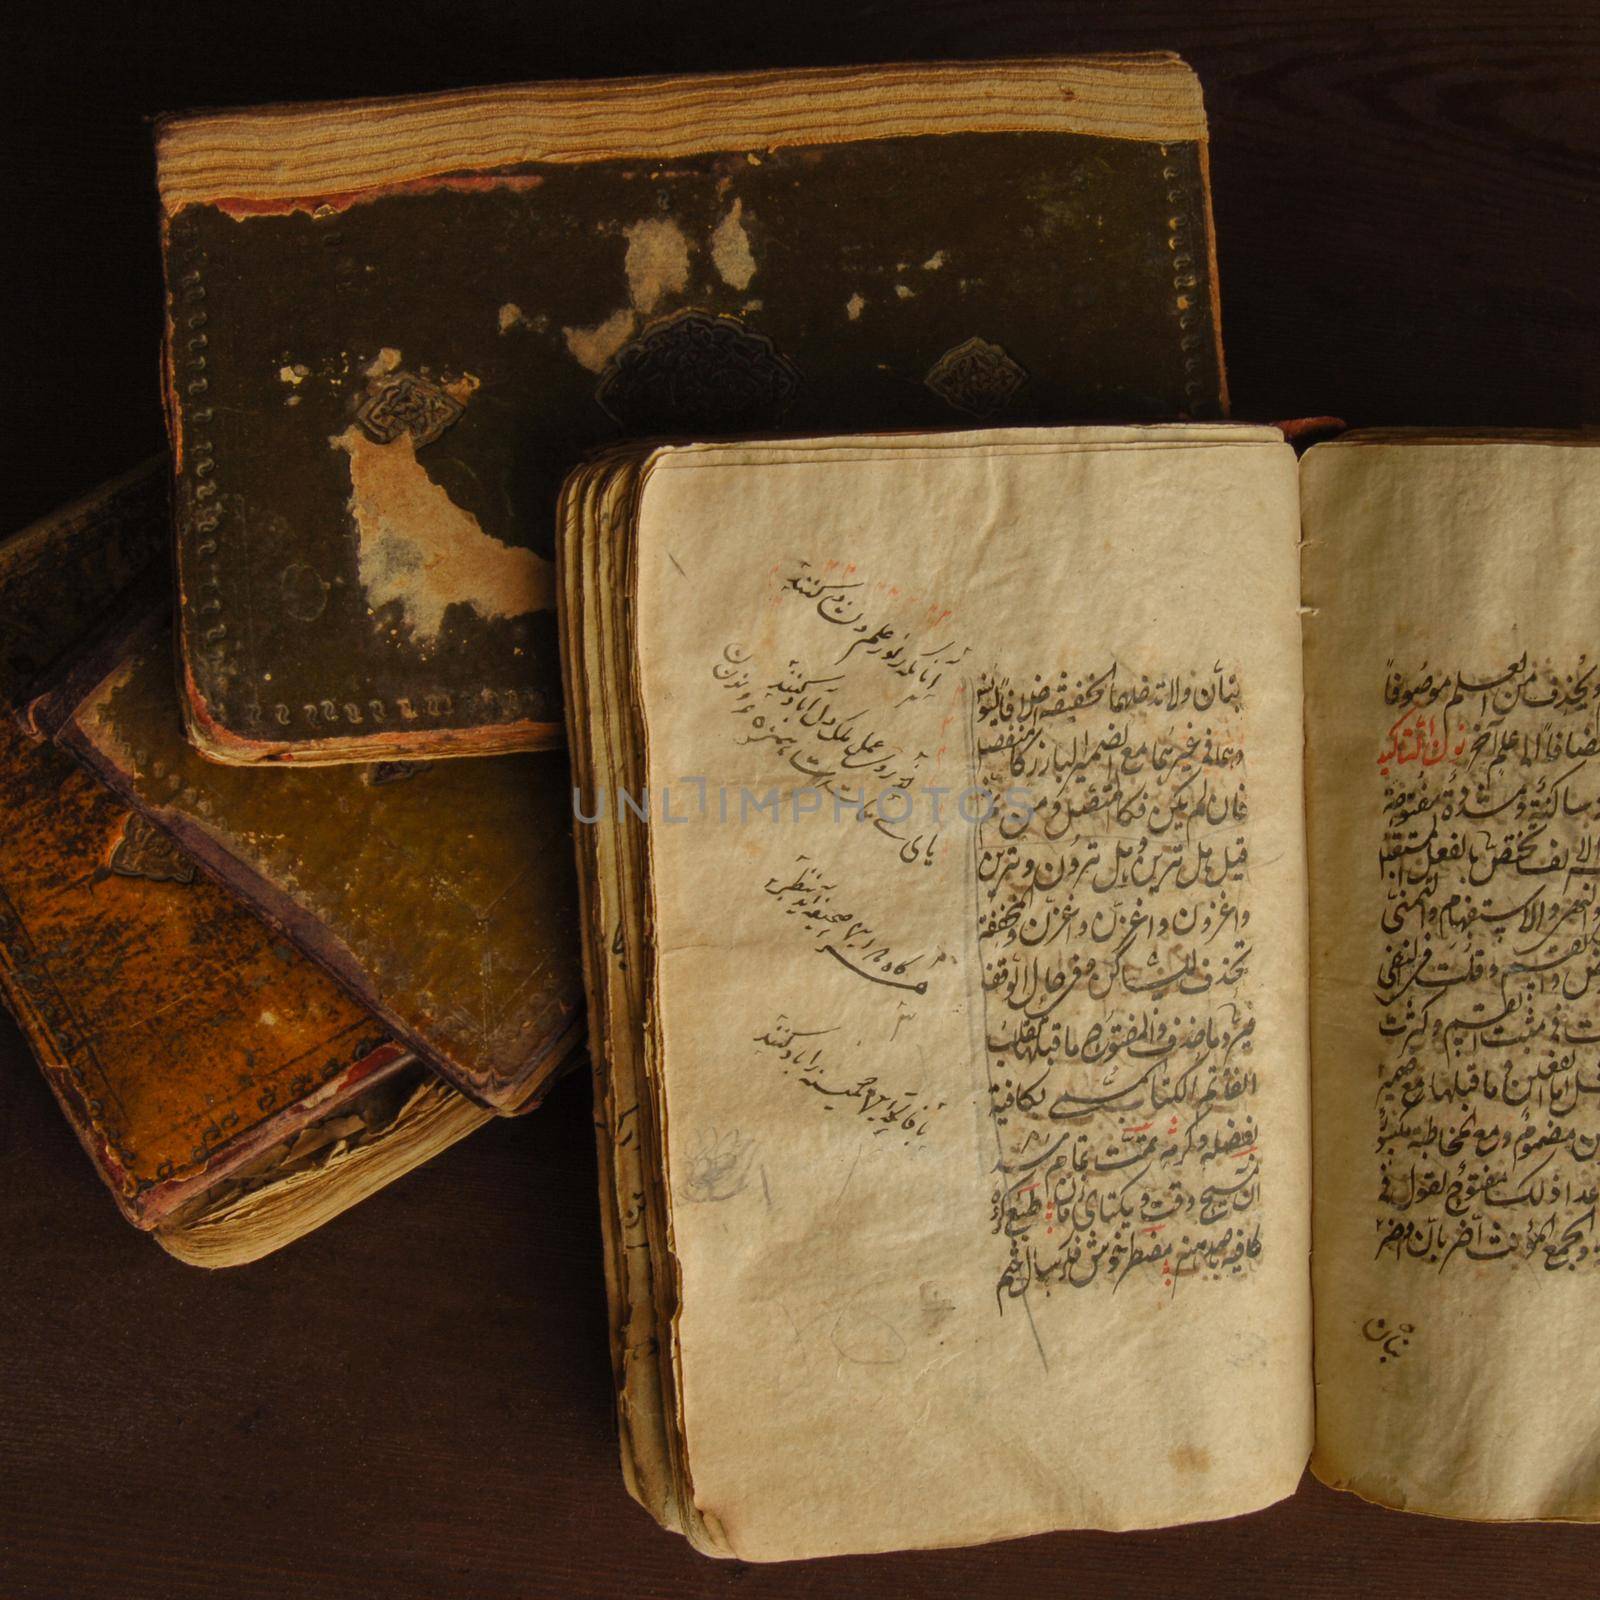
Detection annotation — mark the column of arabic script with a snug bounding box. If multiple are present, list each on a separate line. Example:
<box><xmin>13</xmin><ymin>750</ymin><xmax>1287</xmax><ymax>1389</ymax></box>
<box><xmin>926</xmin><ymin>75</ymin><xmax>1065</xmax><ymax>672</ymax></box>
<box><xmin>976</xmin><ymin>663</ymin><xmax>1261</xmax><ymax>1298</ymax></box>
<box><xmin>1376</xmin><ymin>656</ymin><xmax>1600</xmax><ymax>1271</ymax></box>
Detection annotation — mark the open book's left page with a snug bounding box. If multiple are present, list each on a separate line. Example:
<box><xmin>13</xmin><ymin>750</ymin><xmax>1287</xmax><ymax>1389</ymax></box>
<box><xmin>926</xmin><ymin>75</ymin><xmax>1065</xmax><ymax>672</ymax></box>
<box><xmin>612</xmin><ymin>426</ymin><xmax>1310</xmax><ymax>1559</ymax></box>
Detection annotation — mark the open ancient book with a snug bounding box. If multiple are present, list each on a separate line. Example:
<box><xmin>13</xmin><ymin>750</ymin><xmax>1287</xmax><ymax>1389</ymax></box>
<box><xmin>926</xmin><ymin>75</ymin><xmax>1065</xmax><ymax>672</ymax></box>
<box><xmin>557</xmin><ymin>425</ymin><xmax>1598</xmax><ymax>1559</ymax></box>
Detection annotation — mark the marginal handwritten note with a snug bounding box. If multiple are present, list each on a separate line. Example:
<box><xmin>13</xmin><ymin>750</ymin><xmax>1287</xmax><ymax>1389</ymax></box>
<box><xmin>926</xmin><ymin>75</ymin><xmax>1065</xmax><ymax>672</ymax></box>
<box><xmin>754</xmin><ymin>1014</ymin><xmax>945</xmax><ymax>1143</ymax></box>
<box><xmin>763</xmin><ymin>856</ymin><xmax>951</xmax><ymax>995</ymax></box>
<box><xmin>713</xmin><ymin>560</ymin><xmax>970</xmax><ymax>866</ymax></box>
<box><xmin>706</xmin><ymin>564</ymin><xmax>975</xmax><ymax>1154</ymax></box>
<box><xmin>1376</xmin><ymin>655</ymin><xmax>1600</xmax><ymax>1271</ymax></box>
<box><xmin>975</xmin><ymin>662</ymin><xmax>1261</xmax><ymax>1295</ymax></box>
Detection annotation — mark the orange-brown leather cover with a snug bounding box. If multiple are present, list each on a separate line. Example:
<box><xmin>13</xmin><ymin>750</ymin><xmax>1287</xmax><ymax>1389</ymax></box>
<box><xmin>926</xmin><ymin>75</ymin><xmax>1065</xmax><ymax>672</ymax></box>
<box><xmin>0</xmin><ymin>467</ymin><xmax>410</xmax><ymax>1227</ymax></box>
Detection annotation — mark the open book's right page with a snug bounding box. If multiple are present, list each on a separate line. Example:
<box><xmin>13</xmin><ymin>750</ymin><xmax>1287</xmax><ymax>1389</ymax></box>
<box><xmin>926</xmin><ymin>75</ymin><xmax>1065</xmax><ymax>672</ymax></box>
<box><xmin>1302</xmin><ymin>434</ymin><xmax>1599</xmax><ymax>1520</ymax></box>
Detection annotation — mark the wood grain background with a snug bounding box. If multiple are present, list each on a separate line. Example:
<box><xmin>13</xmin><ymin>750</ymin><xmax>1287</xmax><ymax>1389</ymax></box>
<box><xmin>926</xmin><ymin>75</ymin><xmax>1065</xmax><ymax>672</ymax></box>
<box><xmin>3</xmin><ymin>3</ymin><xmax>1596</xmax><ymax>1594</ymax></box>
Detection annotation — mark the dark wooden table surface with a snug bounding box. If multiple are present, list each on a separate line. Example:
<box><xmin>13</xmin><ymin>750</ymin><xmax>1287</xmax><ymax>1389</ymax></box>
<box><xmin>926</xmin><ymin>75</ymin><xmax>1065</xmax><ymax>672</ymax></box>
<box><xmin>3</xmin><ymin>3</ymin><xmax>1596</xmax><ymax>1595</ymax></box>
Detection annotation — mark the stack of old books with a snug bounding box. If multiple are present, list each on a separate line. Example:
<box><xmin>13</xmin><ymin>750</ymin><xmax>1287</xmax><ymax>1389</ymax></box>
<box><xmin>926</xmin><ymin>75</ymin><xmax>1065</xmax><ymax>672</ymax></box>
<box><xmin>4</xmin><ymin>54</ymin><xmax>1595</xmax><ymax>1558</ymax></box>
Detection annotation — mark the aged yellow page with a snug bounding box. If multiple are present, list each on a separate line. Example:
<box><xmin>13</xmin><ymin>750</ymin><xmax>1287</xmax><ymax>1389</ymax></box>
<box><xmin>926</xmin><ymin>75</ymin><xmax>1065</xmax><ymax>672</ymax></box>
<box><xmin>627</xmin><ymin>427</ymin><xmax>1311</xmax><ymax>1560</ymax></box>
<box><xmin>1303</xmin><ymin>436</ymin><xmax>1600</xmax><ymax>1519</ymax></box>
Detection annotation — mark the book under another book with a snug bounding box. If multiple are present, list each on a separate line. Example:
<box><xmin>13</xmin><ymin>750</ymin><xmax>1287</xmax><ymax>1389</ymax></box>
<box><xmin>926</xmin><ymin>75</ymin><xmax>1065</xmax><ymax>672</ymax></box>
<box><xmin>0</xmin><ymin>468</ymin><xmax>490</xmax><ymax>1266</ymax></box>
<box><xmin>39</xmin><ymin>614</ymin><xmax>586</xmax><ymax>1115</ymax></box>
<box><xmin>154</xmin><ymin>53</ymin><xmax>1225</xmax><ymax>766</ymax></box>
<box><xmin>557</xmin><ymin>425</ymin><xmax>1598</xmax><ymax>1558</ymax></box>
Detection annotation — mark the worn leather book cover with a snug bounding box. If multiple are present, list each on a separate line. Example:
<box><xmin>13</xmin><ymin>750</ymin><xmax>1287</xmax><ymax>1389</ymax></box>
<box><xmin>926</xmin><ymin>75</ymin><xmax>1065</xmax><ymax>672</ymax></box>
<box><xmin>155</xmin><ymin>54</ymin><xmax>1227</xmax><ymax>765</ymax></box>
<box><xmin>0</xmin><ymin>467</ymin><xmax>489</xmax><ymax>1265</ymax></box>
<box><xmin>53</xmin><ymin>614</ymin><xmax>584</xmax><ymax>1112</ymax></box>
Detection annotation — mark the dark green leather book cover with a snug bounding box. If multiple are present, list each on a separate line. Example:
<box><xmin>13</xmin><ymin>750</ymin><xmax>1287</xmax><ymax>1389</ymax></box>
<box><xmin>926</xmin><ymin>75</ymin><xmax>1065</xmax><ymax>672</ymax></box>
<box><xmin>56</xmin><ymin>619</ymin><xmax>584</xmax><ymax>1112</ymax></box>
<box><xmin>156</xmin><ymin>55</ymin><xmax>1226</xmax><ymax>765</ymax></box>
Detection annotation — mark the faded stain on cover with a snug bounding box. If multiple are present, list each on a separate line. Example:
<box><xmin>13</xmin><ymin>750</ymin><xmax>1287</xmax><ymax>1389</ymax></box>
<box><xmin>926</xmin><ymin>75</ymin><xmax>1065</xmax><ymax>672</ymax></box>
<box><xmin>335</xmin><ymin>425</ymin><xmax>556</xmax><ymax>641</ymax></box>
